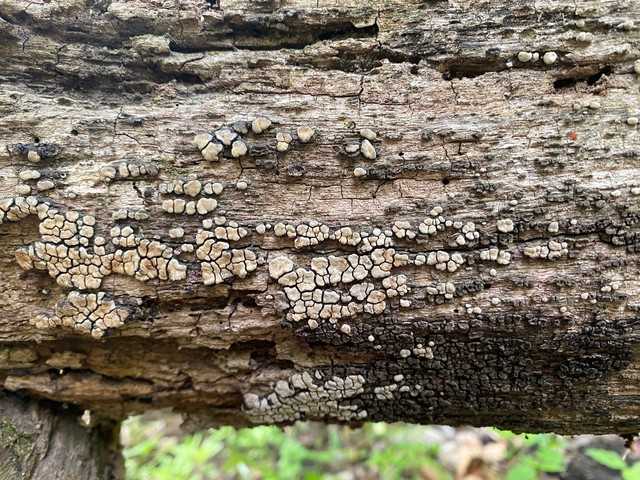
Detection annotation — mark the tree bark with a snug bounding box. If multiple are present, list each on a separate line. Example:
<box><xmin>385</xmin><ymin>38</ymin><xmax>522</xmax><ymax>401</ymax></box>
<box><xmin>0</xmin><ymin>391</ymin><xmax>122</xmax><ymax>480</ymax></box>
<box><xmin>0</xmin><ymin>0</ymin><xmax>639</xmax><ymax>443</ymax></box>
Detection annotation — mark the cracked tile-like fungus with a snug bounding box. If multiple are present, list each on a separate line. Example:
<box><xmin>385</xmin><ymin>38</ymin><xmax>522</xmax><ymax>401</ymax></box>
<box><xmin>244</xmin><ymin>371</ymin><xmax>367</xmax><ymax>423</ymax></box>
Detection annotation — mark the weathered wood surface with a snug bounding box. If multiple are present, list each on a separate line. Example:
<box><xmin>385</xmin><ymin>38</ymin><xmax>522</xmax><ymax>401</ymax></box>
<box><xmin>0</xmin><ymin>391</ymin><xmax>122</xmax><ymax>480</ymax></box>
<box><xmin>0</xmin><ymin>0</ymin><xmax>639</xmax><ymax>435</ymax></box>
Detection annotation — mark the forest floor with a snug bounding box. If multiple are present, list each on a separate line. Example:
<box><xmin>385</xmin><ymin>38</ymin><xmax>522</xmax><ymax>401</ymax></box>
<box><xmin>121</xmin><ymin>411</ymin><xmax>640</xmax><ymax>479</ymax></box>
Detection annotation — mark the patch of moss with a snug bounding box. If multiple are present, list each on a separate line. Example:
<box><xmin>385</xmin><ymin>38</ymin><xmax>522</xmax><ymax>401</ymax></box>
<box><xmin>0</xmin><ymin>419</ymin><xmax>37</xmax><ymax>465</ymax></box>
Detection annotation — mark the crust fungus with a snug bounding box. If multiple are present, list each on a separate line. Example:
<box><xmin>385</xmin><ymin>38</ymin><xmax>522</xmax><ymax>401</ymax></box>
<box><xmin>479</xmin><ymin>248</ymin><xmax>511</xmax><ymax>265</ymax></box>
<box><xmin>99</xmin><ymin>161</ymin><xmax>158</xmax><ymax>182</ymax></box>
<box><xmin>213</xmin><ymin>221</ymin><xmax>249</xmax><ymax>241</ymax></box>
<box><xmin>392</xmin><ymin>221</ymin><xmax>415</xmax><ymax>239</ymax></box>
<box><xmin>360</xmin><ymin>139</ymin><xmax>377</xmax><ymax>160</ymax></box>
<box><xmin>496</xmin><ymin>218</ymin><xmax>514</xmax><ymax>233</ymax></box>
<box><xmin>243</xmin><ymin>371</ymin><xmax>367</xmax><ymax>423</ymax></box>
<box><xmin>297</xmin><ymin>126</ymin><xmax>315</xmax><ymax>143</ymax></box>
<box><xmin>353</xmin><ymin>167</ymin><xmax>367</xmax><ymax>177</ymax></box>
<box><xmin>251</xmin><ymin>115</ymin><xmax>272</xmax><ymax>134</ymax></box>
<box><xmin>523</xmin><ymin>240</ymin><xmax>569</xmax><ymax>260</ymax></box>
<box><xmin>427</xmin><ymin>281</ymin><xmax>456</xmax><ymax>299</ymax></box>
<box><xmin>19</xmin><ymin>170</ymin><xmax>41</xmax><ymax>181</ymax></box>
<box><xmin>360</xmin><ymin>129</ymin><xmax>377</xmax><ymax>141</ymax></box>
<box><xmin>214</xmin><ymin>128</ymin><xmax>237</xmax><ymax>146</ymax></box>
<box><xmin>293</xmin><ymin>221</ymin><xmax>330</xmax><ymax>248</ymax></box>
<box><xmin>231</xmin><ymin>140</ymin><xmax>248</xmax><ymax>157</ymax></box>
<box><xmin>32</xmin><ymin>291</ymin><xmax>130</xmax><ymax>338</ymax></box>
<box><xmin>517</xmin><ymin>51</ymin><xmax>533</xmax><ymax>62</ymax></box>
<box><xmin>196</xmin><ymin>231</ymin><xmax>258</xmax><ymax>285</ymax></box>
<box><xmin>15</xmin><ymin>185</ymin><xmax>31</xmax><ymax>195</ymax></box>
<box><xmin>576</xmin><ymin>32</ymin><xmax>594</xmax><ymax>43</ymax></box>
<box><xmin>36</xmin><ymin>180</ymin><xmax>55</xmax><ymax>191</ymax></box>
<box><xmin>276</xmin><ymin>131</ymin><xmax>293</xmax><ymax>152</ymax></box>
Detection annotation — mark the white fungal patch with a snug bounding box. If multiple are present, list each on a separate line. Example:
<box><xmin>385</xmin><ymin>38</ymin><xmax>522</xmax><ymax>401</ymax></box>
<box><xmin>392</xmin><ymin>220</ymin><xmax>414</xmax><ymax>239</ymax></box>
<box><xmin>479</xmin><ymin>248</ymin><xmax>511</xmax><ymax>265</ymax></box>
<box><xmin>99</xmin><ymin>161</ymin><xmax>158</xmax><ymax>182</ymax></box>
<box><xmin>36</xmin><ymin>180</ymin><xmax>55</xmax><ymax>191</ymax></box>
<box><xmin>456</xmin><ymin>222</ymin><xmax>479</xmax><ymax>245</ymax></box>
<box><xmin>293</xmin><ymin>221</ymin><xmax>330</xmax><ymax>248</ymax></box>
<box><xmin>297</xmin><ymin>126</ymin><xmax>315</xmax><ymax>143</ymax></box>
<box><xmin>358</xmin><ymin>229</ymin><xmax>393</xmax><ymax>253</ymax></box>
<box><xmin>576</xmin><ymin>32</ymin><xmax>594</xmax><ymax>43</ymax></box>
<box><xmin>382</xmin><ymin>275</ymin><xmax>409</xmax><ymax>297</ymax></box>
<box><xmin>204</xmin><ymin>182</ymin><xmax>224</xmax><ymax>195</ymax></box>
<box><xmin>236</xmin><ymin>180</ymin><xmax>248</xmax><ymax>191</ymax></box>
<box><xmin>169</xmin><ymin>227</ymin><xmax>185</xmax><ymax>239</ymax></box>
<box><xmin>353</xmin><ymin>167</ymin><xmax>367</xmax><ymax>177</ymax></box>
<box><xmin>523</xmin><ymin>240</ymin><xmax>569</xmax><ymax>260</ymax></box>
<box><xmin>32</xmin><ymin>291</ymin><xmax>130</xmax><ymax>338</ymax></box>
<box><xmin>193</xmin><ymin>133</ymin><xmax>214</xmax><ymax>150</ymax></box>
<box><xmin>275</xmin><ymin>131</ymin><xmax>293</xmax><ymax>152</ymax></box>
<box><xmin>12</xmin><ymin>200</ymin><xmax>189</xmax><ymax>289</ymax></box>
<box><xmin>413</xmin><ymin>342</ymin><xmax>434</xmax><ymax>359</ymax></box>
<box><xmin>517</xmin><ymin>51</ymin><xmax>533</xmax><ymax>62</ymax></box>
<box><xmin>374</xmin><ymin>384</ymin><xmax>397</xmax><ymax>400</ymax></box>
<box><xmin>27</xmin><ymin>150</ymin><xmax>42</xmax><ymax>163</ymax></box>
<box><xmin>201</xmin><ymin>142</ymin><xmax>224</xmax><ymax>162</ymax></box>
<box><xmin>426</xmin><ymin>280</ymin><xmax>456</xmax><ymax>299</ymax></box>
<box><xmin>418</xmin><ymin>208</ymin><xmax>445</xmax><ymax>236</ymax></box>
<box><xmin>344</xmin><ymin>143</ymin><xmax>360</xmax><ymax>154</ymax></box>
<box><xmin>268</xmin><ymin>256</ymin><xmax>295</xmax><ymax>280</ymax></box>
<box><xmin>360</xmin><ymin>139</ymin><xmax>377</xmax><ymax>160</ymax></box>
<box><xmin>267</xmin><ymin>246</ymin><xmax>403</xmax><ymax>326</ymax></box>
<box><xmin>627</xmin><ymin>117</ymin><xmax>639</xmax><ymax>126</ymax></box>
<box><xmin>243</xmin><ymin>371</ymin><xmax>367</xmax><ymax>423</ymax></box>
<box><xmin>496</xmin><ymin>218</ymin><xmax>514</xmax><ymax>233</ymax></box>
<box><xmin>213</xmin><ymin>221</ymin><xmax>249</xmax><ymax>241</ymax></box>
<box><xmin>183</xmin><ymin>180</ymin><xmax>202</xmax><ymax>197</ymax></box>
<box><xmin>426</xmin><ymin>250</ymin><xmax>463</xmax><ymax>272</ymax></box>
<box><xmin>162</xmin><ymin>198</ymin><xmax>217</xmax><ymax>215</ymax></box>
<box><xmin>251</xmin><ymin>115</ymin><xmax>272</xmax><ymax>134</ymax></box>
<box><xmin>330</xmin><ymin>227</ymin><xmax>362</xmax><ymax>246</ymax></box>
<box><xmin>112</xmin><ymin>208</ymin><xmax>149</xmax><ymax>221</ymax></box>
<box><xmin>15</xmin><ymin>185</ymin><xmax>31</xmax><ymax>196</ymax></box>
<box><xmin>360</xmin><ymin>128</ymin><xmax>377</xmax><ymax>141</ymax></box>
<box><xmin>214</xmin><ymin>128</ymin><xmax>237</xmax><ymax>146</ymax></box>
<box><xmin>465</xmin><ymin>304</ymin><xmax>482</xmax><ymax>315</ymax></box>
<box><xmin>231</xmin><ymin>140</ymin><xmax>248</xmax><ymax>157</ymax></box>
<box><xmin>196</xmin><ymin>198</ymin><xmax>217</xmax><ymax>215</ymax></box>
<box><xmin>543</xmin><ymin>52</ymin><xmax>558</xmax><ymax>64</ymax></box>
<box><xmin>19</xmin><ymin>170</ymin><xmax>41</xmax><ymax>181</ymax></box>
<box><xmin>196</xmin><ymin>231</ymin><xmax>258</xmax><ymax>285</ymax></box>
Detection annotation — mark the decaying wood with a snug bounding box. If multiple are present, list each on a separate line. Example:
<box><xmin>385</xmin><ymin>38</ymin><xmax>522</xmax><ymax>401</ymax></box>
<box><xmin>0</xmin><ymin>0</ymin><xmax>639</xmax><ymax>445</ymax></box>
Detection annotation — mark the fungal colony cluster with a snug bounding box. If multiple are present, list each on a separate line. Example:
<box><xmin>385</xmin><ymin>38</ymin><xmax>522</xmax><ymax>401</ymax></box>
<box><xmin>3</xmin><ymin>112</ymin><xmax>638</xmax><ymax>423</ymax></box>
<box><xmin>243</xmin><ymin>371</ymin><xmax>368</xmax><ymax>423</ymax></box>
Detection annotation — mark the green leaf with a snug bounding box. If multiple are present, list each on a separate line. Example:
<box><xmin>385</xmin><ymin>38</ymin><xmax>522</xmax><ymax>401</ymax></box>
<box><xmin>535</xmin><ymin>447</ymin><xmax>566</xmax><ymax>473</ymax></box>
<box><xmin>506</xmin><ymin>463</ymin><xmax>537</xmax><ymax>480</ymax></box>
<box><xmin>622</xmin><ymin>462</ymin><xmax>640</xmax><ymax>480</ymax></box>
<box><xmin>585</xmin><ymin>448</ymin><xmax>627</xmax><ymax>471</ymax></box>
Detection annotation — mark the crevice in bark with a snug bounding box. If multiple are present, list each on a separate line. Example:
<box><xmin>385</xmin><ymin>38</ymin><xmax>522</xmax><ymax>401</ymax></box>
<box><xmin>225</xmin><ymin>16</ymin><xmax>380</xmax><ymax>50</ymax></box>
<box><xmin>553</xmin><ymin>65</ymin><xmax>614</xmax><ymax>90</ymax></box>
